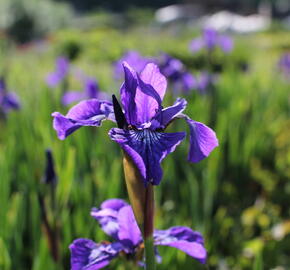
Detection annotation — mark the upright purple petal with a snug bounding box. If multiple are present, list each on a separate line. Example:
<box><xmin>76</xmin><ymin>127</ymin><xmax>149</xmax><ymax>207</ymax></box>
<box><xmin>186</xmin><ymin>119</ymin><xmax>218</xmax><ymax>162</ymax></box>
<box><xmin>154</xmin><ymin>226</ymin><xmax>207</xmax><ymax>264</ymax></box>
<box><xmin>109</xmin><ymin>128</ymin><xmax>185</xmax><ymax>185</ymax></box>
<box><xmin>134</xmin><ymin>63</ymin><xmax>166</xmax><ymax>124</ymax></box>
<box><xmin>52</xmin><ymin>99</ymin><xmax>115</xmax><ymax>140</ymax></box>
<box><xmin>70</xmin><ymin>239</ymin><xmax>123</xmax><ymax>270</ymax></box>
<box><xmin>120</xmin><ymin>62</ymin><xmax>138</xmax><ymax>125</ymax></box>
<box><xmin>100</xmin><ymin>199</ymin><xmax>128</xmax><ymax>211</ymax></box>
<box><xmin>117</xmin><ymin>205</ymin><xmax>142</xmax><ymax>249</ymax></box>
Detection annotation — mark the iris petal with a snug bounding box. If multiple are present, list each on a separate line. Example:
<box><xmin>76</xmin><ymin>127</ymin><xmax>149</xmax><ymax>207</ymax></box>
<box><xmin>109</xmin><ymin>128</ymin><xmax>185</xmax><ymax>185</ymax></box>
<box><xmin>151</xmin><ymin>98</ymin><xmax>187</xmax><ymax>129</ymax></box>
<box><xmin>154</xmin><ymin>226</ymin><xmax>207</xmax><ymax>264</ymax></box>
<box><xmin>120</xmin><ymin>62</ymin><xmax>138</xmax><ymax>125</ymax></box>
<box><xmin>134</xmin><ymin>63</ymin><xmax>166</xmax><ymax>124</ymax></box>
<box><xmin>117</xmin><ymin>205</ymin><xmax>142</xmax><ymax>249</ymax></box>
<box><xmin>186</xmin><ymin>118</ymin><xmax>219</xmax><ymax>162</ymax></box>
<box><xmin>52</xmin><ymin>99</ymin><xmax>115</xmax><ymax>140</ymax></box>
<box><xmin>70</xmin><ymin>239</ymin><xmax>123</xmax><ymax>270</ymax></box>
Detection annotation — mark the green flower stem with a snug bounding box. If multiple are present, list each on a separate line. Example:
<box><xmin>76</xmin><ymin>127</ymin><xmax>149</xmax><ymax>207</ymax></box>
<box><xmin>144</xmin><ymin>236</ymin><xmax>156</xmax><ymax>270</ymax></box>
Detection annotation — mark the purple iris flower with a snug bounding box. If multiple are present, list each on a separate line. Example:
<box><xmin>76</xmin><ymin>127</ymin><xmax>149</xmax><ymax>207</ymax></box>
<box><xmin>70</xmin><ymin>199</ymin><xmax>207</xmax><ymax>269</ymax></box>
<box><xmin>0</xmin><ymin>78</ymin><xmax>20</xmax><ymax>114</ymax></box>
<box><xmin>159</xmin><ymin>53</ymin><xmax>196</xmax><ymax>94</ymax></box>
<box><xmin>114</xmin><ymin>51</ymin><xmax>153</xmax><ymax>79</ymax></box>
<box><xmin>278</xmin><ymin>53</ymin><xmax>290</xmax><ymax>76</ymax></box>
<box><xmin>46</xmin><ymin>57</ymin><xmax>70</xmax><ymax>88</ymax></box>
<box><xmin>62</xmin><ymin>78</ymin><xmax>108</xmax><ymax>106</ymax></box>
<box><xmin>52</xmin><ymin>62</ymin><xmax>218</xmax><ymax>185</ymax></box>
<box><xmin>190</xmin><ymin>28</ymin><xmax>233</xmax><ymax>54</ymax></box>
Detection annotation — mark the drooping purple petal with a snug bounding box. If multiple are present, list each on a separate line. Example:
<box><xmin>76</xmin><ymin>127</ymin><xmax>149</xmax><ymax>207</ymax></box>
<box><xmin>120</xmin><ymin>62</ymin><xmax>138</xmax><ymax>125</ymax></box>
<box><xmin>134</xmin><ymin>63</ymin><xmax>166</xmax><ymax>124</ymax></box>
<box><xmin>186</xmin><ymin>118</ymin><xmax>218</xmax><ymax>162</ymax></box>
<box><xmin>117</xmin><ymin>205</ymin><xmax>142</xmax><ymax>249</ymax></box>
<box><xmin>154</xmin><ymin>226</ymin><xmax>207</xmax><ymax>264</ymax></box>
<box><xmin>70</xmin><ymin>238</ymin><xmax>123</xmax><ymax>270</ymax></box>
<box><xmin>109</xmin><ymin>128</ymin><xmax>186</xmax><ymax>185</ymax></box>
<box><xmin>52</xmin><ymin>99</ymin><xmax>115</xmax><ymax>140</ymax></box>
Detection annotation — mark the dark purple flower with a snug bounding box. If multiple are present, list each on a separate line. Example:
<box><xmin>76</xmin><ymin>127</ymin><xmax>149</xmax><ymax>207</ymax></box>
<box><xmin>114</xmin><ymin>51</ymin><xmax>153</xmax><ymax>79</ymax></box>
<box><xmin>46</xmin><ymin>57</ymin><xmax>70</xmax><ymax>88</ymax></box>
<box><xmin>62</xmin><ymin>78</ymin><xmax>108</xmax><ymax>106</ymax></box>
<box><xmin>0</xmin><ymin>78</ymin><xmax>20</xmax><ymax>114</ymax></box>
<box><xmin>42</xmin><ymin>149</ymin><xmax>57</xmax><ymax>185</ymax></box>
<box><xmin>159</xmin><ymin>54</ymin><xmax>196</xmax><ymax>94</ymax></box>
<box><xmin>278</xmin><ymin>53</ymin><xmax>290</xmax><ymax>76</ymax></box>
<box><xmin>52</xmin><ymin>62</ymin><xmax>218</xmax><ymax>185</ymax></box>
<box><xmin>70</xmin><ymin>199</ymin><xmax>207</xmax><ymax>269</ymax></box>
<box><xmin>189</xmin><ymin>28</ymin><xmax>233</xmax><ymax>54</ymax></box>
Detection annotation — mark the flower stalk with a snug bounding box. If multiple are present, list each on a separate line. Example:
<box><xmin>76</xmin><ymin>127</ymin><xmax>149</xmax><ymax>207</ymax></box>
<box><xmin>123</xmin><ymin>152</ymin><xmax>155</xmax><ymax>269</ymax></box>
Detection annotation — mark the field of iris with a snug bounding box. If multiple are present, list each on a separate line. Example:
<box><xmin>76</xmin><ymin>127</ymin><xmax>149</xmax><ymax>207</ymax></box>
<box><xmin>0</xmin><ymin>26</ymin><xmax>290</xmax><ymax>270</ymax></box>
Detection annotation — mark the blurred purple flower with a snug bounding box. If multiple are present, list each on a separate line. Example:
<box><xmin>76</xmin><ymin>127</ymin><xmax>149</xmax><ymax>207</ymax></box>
<box><xmin>114</xmin><ymin>51</ymin><xmax>153</xmax><ymax>79</ymax></box>
<box><xmin>52</xmin><ymin>62</ymin><xmax>218</xmax><ymax>185</ymax></box>
<box><xmin>194</xmin><ymin>72</ymin><xmax>218</xmax><ymax>94</ymax></box>
<box><xmin>42</xmin><ymin>149</ymin><xmax>57</xmax><ymax>186</ymax></box>
<box><xmin>70</xmin><ymin>199</ymin><xmax>207</xmax><ymax>269</ymax></box>
<box><xmin>190</xmin><ymin>28</ymin><xmax>233</xmax><ymax>54</ymax></box>
<box><xmin>159</xmin><ymin>53</ymin><xmax>196</xmax><ymax>94</ymax></box>
<box><xmin>46</xmin><ymin>57</ymin><xmax>70</xmax><ymax>88</ymax></box>
<box><xmin>0</xmin><ymin>78</ymin><xmax>20</xmax><ymax>114</ymax></box>
<box><xmin>278</xmin><ymin>53</ymin><xmax>290</xmax><ymax>76</ymax></box>
<box><xmin>62</xmin><ymin>78</ymin><xmax>109</xmax><ymax>106</ymax></box>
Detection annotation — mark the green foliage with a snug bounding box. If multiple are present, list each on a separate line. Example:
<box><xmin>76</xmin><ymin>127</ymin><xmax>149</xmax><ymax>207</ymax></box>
<box><xmin>0</xmin><ymin>27</ymin><xmax>290</xmax><ymax>270</ymax></box>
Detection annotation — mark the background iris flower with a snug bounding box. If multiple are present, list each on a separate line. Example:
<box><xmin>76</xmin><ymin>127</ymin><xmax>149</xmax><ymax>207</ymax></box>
<box><xmin>278</xmin><ymin>53</ymin><xmax>290</xmax><ymax>77</ymax></box>
<box><xmin>0</xmin><ymin>77</ymin><xmax>20</xmax><ymax>114</ymax></box>
<box><xmin>52</xmin><ymin>62</ymin><xmax>218</xmax><ymax>185</ymax></box>
<box><xmin>190</xmin><ymin>28</ymin><xmax>233</xmax><ymax>54</ymax></box>
<box><xmin>158</xmin><ymin>53</ymin><xmax>196</xmax><ymax>94</ymax></box>
<box><xmin>46</xmin><ymin>57</ymin><xmax>70</xmax><ymax>88</ymax></box>
<box><xmin>62</xmin><ymin>78</ymin><xmax>109</xmax><ymax>106</ymax></box>
<box><xmin>114</xmin><ymin>51</ymin><xmax>152</xmax><ymax>80</ymax></box>
<box><xmin>70</xmin><ymin>199</ymin><xmax>207</xmax><ymax>269</ymax></box>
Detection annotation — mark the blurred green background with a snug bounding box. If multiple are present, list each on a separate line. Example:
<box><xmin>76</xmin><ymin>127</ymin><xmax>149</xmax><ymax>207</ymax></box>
<box><xmin>0</xmin><ymin>0</ymin><xmax>290</xmax><ymax>270</ymax></box>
